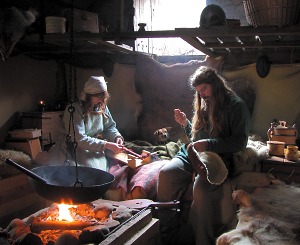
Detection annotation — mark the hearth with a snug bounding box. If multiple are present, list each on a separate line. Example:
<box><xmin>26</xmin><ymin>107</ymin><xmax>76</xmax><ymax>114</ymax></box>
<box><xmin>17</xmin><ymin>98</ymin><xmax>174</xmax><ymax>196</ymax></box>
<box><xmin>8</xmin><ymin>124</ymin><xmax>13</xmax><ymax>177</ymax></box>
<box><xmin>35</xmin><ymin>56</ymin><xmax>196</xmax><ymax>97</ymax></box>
<box><xmin>0</xmin><ymin>199</ymin><xmax>163</xmax><ymax>245</ymax></box>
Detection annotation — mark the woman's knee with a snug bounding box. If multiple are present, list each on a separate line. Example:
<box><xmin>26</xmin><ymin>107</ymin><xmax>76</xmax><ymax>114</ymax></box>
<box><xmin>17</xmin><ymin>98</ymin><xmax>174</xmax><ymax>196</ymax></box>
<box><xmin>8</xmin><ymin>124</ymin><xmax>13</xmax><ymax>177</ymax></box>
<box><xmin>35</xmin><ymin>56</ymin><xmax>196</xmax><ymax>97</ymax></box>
<box><xmin>127</xmin><ymin>187</ymin><xmax>147</xmax><ymax>200</ymax></box>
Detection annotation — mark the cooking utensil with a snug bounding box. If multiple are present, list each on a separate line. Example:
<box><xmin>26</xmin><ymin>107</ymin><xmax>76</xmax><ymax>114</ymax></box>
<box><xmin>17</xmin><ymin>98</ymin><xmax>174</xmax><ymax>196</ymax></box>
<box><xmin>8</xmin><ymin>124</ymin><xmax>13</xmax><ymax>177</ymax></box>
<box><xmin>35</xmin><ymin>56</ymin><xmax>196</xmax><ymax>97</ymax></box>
<box><xmin>5</xmin><ymin>158</ymin><xmax>114</xmax><ymax>204</ymax></box>
<box><xmin>122</xmin><ymin>147</ymin><xmax>143</xmax><ymax>158</ymax></box>
<box><xmin>5</xmin><ymin>158</ymin><xmax>48</xmax><ymax>183</ymax></box>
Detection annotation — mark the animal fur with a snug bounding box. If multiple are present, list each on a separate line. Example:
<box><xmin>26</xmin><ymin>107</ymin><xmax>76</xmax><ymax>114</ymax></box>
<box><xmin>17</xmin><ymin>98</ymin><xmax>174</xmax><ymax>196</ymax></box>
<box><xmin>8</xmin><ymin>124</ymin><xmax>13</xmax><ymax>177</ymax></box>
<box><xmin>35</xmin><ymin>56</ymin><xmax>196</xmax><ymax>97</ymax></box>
<box><xmin>0</xmin><ymin>7</ymin><xmax>37</xmax><ymax>61</ymax></box>
<box><xmin>217</xmin><ymin>182</ymin><xmax>300</xmax><ymax>245</ymax></box>
<box><xmin>0</xmin><ymin>149</ymin><xmax>32</xmax><ymax>178</ymax></box>
<box><xmin>154</xmin><ymin>127</ymin><xmax>171</xmax><ymax>145</ymax></box>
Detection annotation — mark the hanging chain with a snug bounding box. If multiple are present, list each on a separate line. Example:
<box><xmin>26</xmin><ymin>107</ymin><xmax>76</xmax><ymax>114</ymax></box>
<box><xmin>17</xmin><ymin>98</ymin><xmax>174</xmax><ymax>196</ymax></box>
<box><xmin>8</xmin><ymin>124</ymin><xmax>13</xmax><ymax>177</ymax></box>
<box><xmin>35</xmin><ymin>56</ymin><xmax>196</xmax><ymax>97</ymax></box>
<box><xmin>67</xmin><ymin>0</ymin><xmax>78</xmax><ymax>102</ymax></box>
<box><xmin>68</xmin><ymin>67</ymin><xmax>73</xmax><ymax>102</ymax></box>
<box><xmin>65</xmin><ymin>104</ymin><xmax>83</xmax><ymax>187</ymax></box>
<box><xmin>65</xmin><ymin>0</ymin><xmax>82</xmax><ymax>187</ymax></box>
<box><xmin>73</xmin><ymin>66</ymin><xmax>77</xmax><ymax>101</ymax></box>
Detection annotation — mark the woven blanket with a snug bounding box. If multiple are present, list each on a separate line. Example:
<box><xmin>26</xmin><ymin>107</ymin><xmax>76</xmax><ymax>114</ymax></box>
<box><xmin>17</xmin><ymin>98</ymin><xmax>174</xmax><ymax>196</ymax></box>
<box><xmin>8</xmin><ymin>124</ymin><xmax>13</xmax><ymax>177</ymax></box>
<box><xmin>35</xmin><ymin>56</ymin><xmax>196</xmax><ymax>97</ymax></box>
<box><xmin>108</xmin><ymin>140</ymin><xmax>182</xmax><ymax>200</ymax></box>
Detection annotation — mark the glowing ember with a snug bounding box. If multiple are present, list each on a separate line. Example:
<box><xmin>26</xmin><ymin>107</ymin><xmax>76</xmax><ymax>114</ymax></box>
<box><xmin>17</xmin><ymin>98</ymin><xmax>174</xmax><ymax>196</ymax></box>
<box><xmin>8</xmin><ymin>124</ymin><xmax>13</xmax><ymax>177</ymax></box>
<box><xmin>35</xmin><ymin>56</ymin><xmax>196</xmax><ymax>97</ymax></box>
<box><xmin>57</xmin><ymin>204</ymin><xmax>76</xmax><ymax>222</ymax></box>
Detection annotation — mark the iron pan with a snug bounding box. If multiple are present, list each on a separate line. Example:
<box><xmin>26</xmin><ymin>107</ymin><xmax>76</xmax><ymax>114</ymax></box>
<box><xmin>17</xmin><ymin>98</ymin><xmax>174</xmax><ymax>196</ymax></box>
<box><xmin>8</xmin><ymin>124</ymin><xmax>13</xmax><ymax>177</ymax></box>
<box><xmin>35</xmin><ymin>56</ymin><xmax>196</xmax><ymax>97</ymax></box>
<box><xmin>5</xmin><ymin>158</ymin><xmax>115</xmax><ymax>204</ymax></box>
<box><xmin>29</xmin><ymin>165</ymin><xmax>115</xmax><ymax>204</ymax></box>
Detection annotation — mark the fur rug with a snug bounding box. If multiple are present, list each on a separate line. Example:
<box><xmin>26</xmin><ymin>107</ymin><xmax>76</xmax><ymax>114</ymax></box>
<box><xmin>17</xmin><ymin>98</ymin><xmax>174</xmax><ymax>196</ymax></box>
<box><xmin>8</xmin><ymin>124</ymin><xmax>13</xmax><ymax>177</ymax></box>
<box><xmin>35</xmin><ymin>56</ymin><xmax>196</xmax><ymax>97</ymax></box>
<box><xmin>217</xmin><ymin>182</ymin><xmax>300</xmax><ymax>245</ymax></box>
<box><xmin>0</xmin><ymin>149</ymin><xmax>32</xmax><ymax>179</ymax></box>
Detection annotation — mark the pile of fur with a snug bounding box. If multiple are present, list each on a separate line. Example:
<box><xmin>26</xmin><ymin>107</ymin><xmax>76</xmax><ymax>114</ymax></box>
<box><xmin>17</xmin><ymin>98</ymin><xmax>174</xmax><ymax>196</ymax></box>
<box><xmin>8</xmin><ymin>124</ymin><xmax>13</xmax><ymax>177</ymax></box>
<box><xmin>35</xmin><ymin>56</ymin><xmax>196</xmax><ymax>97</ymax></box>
<box><xmin>232</xmin><ymin>133</ymin><xmax>269</xmax><ymax>175</ymax></box>
<box><xmin>0</xmin><ymin>149</ymin><xmax>32</xmax><ymax>178</ymax></box>
<box><xmin>217</xmin><ymin>181</ymin><xmax>300</xmax><ymax>245</ymax></box>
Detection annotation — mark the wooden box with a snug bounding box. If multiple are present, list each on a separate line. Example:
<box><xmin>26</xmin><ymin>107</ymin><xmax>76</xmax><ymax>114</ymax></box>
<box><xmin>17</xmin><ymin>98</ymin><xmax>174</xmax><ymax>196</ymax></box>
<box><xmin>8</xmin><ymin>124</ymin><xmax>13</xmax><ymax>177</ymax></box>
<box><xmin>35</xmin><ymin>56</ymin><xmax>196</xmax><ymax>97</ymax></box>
<box><xmin>21</xmin><ymin>111</ymin><xmax>63</xmax><ymax>146</ymax></box>
<box><xmin>9</xmin><ymin>129</ymin><xmax>41</xmax><ymax>139</ymax></box>
<box><xmin>0</xmin><ymin>174</ymin><xmax>50</xmax><ymax>228</ymax></box>
<box><xmin>5</xmin><ymin>138</ymin><xmax>42</xmax><ymax>159</ymax></box>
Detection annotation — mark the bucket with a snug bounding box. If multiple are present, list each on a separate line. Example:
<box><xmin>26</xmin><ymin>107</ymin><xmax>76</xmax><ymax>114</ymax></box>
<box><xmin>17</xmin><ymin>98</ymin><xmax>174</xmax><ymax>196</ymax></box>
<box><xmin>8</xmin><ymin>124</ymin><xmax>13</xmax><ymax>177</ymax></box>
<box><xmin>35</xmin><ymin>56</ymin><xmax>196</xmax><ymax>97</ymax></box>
<box><xmin>267</xmin><ymin>122</ymin><xmax>298</xmax><ymax>146</ymax></box>
<box><xmin>267</xmin><ymin>141</ymin><xmax>285</xmax><ymax>156</ymax></box>
<box><xmin>45</xmin><ymin>16</ymin><xmax>66</xmax><ymax>33</ymax></box>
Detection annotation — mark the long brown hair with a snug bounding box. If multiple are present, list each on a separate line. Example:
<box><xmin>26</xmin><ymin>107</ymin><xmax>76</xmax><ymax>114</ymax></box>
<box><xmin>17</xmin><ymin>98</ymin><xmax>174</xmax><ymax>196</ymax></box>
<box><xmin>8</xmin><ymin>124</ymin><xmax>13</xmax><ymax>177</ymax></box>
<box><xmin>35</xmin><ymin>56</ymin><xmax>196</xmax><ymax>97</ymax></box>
<box><xmin>82</xmin><ymin>91</ymin><xmax>110</xmax><ymax>116</ymax></box>
<box><xmin>189</xmin><ymin>66</ymin><xmax>236</xmax><ymax>139</ymax></box>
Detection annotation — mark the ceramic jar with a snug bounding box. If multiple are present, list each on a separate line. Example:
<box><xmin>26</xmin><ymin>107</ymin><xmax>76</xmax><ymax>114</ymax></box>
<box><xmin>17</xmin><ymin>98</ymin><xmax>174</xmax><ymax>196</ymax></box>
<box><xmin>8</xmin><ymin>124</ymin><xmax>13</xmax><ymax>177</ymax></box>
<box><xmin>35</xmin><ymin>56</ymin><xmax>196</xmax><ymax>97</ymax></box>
<box><xmin>267</xmin><ymin>141</ymin><xmax>285</xmax><ymax>156</ymax></box>
<box><xmin>285</xmin><ymin>145</ymin><xmax>299</xmax><ymax>161</ymax></box>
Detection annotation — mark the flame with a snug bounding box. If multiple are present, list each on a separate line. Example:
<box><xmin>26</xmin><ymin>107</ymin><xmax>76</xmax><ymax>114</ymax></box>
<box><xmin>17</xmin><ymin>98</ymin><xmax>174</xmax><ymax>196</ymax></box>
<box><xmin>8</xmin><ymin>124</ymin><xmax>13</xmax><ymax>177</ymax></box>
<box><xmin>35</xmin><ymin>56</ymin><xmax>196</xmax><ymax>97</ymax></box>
<box><xmin>57</xmin><ymin>204</ymin><xmax>76</xmax><ymax>222</ymax></box>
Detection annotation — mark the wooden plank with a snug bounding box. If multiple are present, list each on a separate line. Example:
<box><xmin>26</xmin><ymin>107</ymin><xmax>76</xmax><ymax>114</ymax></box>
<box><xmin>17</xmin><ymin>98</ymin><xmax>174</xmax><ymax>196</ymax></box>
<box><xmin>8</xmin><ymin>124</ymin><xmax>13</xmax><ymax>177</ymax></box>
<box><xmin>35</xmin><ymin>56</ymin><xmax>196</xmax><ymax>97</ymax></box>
<box><xmin>204</xmin><ymin>40</ymin><xmax>300</xmax><ymax>49</ymax></box>
<box><xmin>1</xmin><ymin>193</ymin><xmax>42</xmax><ymax>216</ymax></box>
<box><xmin>124</xmin><ymin>218</ymin><xmax>160</xmax><ymax>245</ymax></box>
<box><xmin>0</xmin><ymin>202</ymin><xmax>47</xmax><ymax>228</ymax></box>
<box><xmin>0</xmin><ymin>174</ymin><xmax>29</xmax><ymax>192</ymax></box>
<box><xmin>261</xmin><ymin>157</ymin><xmax>300</xmax><ymax>183</ymax></box>
<box><xmin>99</xmin><ymin>209</ymin><xmax>153</xmax><ymax>245</ymax></box>
<box><xmin>0</xmin><ymin>174</ymin><xmax>49</xmax><ymax>227</ymax></box>
<box><xmin>180</xmin><ymin>36</ymin><xmax>217</xmax><ymax>57</ymax></box>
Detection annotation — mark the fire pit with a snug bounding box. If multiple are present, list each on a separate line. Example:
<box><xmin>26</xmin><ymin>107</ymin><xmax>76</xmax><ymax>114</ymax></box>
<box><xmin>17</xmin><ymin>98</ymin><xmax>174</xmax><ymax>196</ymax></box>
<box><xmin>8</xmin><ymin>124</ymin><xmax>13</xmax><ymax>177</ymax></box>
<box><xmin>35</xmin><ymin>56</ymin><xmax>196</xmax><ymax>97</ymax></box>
<box><xmin>0</xmin><ymin>199</ymin><xmax>167</xmax><ymax>245</ymax></box>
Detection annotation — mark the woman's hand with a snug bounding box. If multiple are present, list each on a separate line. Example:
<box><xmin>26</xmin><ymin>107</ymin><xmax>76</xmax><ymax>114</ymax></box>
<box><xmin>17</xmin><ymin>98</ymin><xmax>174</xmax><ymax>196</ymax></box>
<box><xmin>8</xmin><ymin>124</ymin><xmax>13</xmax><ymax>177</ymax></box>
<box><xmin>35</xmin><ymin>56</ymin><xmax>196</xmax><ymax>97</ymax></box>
<box><xmin>115</xmin><ymin>136</ymin><xmax>124</xmax><ymax>145</ymax></box>
<box><xmin>174</xmin><ymin>109</ymin><xmax>188</xmax><ymax>127</ymax></box>
<box><xmin>105</xmin><ymin>142</ymin><xmax>124</xmax><ymax>154</ymax></box>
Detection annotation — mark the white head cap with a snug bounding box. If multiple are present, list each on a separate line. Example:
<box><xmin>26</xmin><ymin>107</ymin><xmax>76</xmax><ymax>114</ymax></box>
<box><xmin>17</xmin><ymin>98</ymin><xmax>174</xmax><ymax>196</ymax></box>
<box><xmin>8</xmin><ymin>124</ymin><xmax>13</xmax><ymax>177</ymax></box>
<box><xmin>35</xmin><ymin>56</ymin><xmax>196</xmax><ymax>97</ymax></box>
<box><xmin>80</xmin><ymin>76</ymin><xmax>107</xmax><ymax>101</ymax></box>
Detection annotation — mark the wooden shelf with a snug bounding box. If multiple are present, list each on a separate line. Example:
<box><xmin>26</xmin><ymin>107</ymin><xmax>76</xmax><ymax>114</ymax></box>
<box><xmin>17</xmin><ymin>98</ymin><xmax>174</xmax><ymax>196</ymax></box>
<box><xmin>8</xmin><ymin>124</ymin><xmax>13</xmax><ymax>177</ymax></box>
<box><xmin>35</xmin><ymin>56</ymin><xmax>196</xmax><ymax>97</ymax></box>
<box><xmin>16</xmin><ymin>25</ymin><xmax>300</xmax><ymax>67</ymax></box>
<box><xmin>261</xmin><ymin>156</ymin><xmax>300</xmax><ymax>184</ymax></box>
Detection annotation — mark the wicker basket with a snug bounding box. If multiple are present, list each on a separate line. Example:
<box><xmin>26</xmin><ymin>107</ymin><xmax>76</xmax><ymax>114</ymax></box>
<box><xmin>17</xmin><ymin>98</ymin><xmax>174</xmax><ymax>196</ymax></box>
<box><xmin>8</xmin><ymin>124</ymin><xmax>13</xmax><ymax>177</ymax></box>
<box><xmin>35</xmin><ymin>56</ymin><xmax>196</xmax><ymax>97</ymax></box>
<box><xmin>243</xmin><ymin>0</ymin><xmax>300</xmax><ymax>27</ymax></box>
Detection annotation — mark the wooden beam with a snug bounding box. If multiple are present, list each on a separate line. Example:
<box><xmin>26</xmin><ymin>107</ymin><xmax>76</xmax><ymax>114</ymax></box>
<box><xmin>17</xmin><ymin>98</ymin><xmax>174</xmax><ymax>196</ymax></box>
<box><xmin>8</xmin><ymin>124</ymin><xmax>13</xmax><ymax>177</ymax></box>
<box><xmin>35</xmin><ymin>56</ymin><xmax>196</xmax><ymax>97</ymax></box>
<box><xmin>180</xmin><ymin>36</ymin><xmax>217</xmax><ymax>57</ymax></box>
<box><xmin>204</xmin><ymin>41</ymin><xmax>300</xmax><ymax>49</ymax></box>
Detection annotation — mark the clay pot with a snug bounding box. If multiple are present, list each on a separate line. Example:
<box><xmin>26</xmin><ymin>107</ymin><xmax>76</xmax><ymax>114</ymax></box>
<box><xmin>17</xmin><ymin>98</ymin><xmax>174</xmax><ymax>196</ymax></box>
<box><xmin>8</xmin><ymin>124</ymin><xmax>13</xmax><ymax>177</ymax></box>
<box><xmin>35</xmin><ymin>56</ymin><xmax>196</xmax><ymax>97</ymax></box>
<box><xmin>267</xmin><ymin>141</ymin><xmax>285</xmax><ymax>156</ymax></box>
<box><xmin>285</xmin><ymin>145</ymin><xmax>299</xmax><ymax>161</ymax></box>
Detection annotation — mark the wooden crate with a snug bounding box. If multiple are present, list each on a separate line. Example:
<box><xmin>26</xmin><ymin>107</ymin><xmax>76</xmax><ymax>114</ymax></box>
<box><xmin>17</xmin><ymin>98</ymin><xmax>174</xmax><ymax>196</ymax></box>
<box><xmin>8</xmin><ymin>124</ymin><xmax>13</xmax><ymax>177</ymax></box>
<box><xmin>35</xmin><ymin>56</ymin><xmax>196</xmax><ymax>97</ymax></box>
<box><xmin>0</xmin><ymin>174</ymin><xmax>50</xmax><ymax>228</ymax></box>
<box><xmin>21</xmin><ymin>111</ymin><xmax>63</xmax><ymax>146</ymax></box>
<box><xmin>5</xmin><ymin>138</ymin><xmax>42</xmax><ymax>159</ymax></box>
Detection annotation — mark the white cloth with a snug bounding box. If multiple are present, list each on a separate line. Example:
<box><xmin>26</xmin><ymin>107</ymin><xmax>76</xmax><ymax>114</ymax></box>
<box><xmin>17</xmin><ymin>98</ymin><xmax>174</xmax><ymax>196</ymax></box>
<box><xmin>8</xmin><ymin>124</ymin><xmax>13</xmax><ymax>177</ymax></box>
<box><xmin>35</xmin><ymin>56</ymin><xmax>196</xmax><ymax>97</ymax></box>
<box><xmin>80</xmin><ymin>76</ymin><xmax>107</xmax><ymax>101</ymax></box>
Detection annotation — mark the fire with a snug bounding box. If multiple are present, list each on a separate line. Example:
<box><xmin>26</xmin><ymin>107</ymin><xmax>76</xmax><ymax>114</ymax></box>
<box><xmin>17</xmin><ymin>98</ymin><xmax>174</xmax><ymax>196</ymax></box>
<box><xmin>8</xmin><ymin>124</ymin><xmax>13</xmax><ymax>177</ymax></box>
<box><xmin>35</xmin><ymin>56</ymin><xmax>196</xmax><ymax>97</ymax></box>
<box><xmin>57</xmin><ymin>203</ymin><xmax>76</xmax><ymax>222</ymax></box>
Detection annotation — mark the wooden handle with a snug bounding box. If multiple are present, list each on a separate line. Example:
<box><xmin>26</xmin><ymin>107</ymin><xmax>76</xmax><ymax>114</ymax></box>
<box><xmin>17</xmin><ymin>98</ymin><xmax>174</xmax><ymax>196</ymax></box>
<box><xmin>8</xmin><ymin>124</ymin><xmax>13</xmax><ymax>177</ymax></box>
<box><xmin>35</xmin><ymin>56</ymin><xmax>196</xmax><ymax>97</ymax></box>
<box><xmin>5</xmin><ymin>158</ymin><xmax>47</xmax><ymax>184</ymax></box>
<box><xmin>123</xmin><ymin>147</ymin><xmax>142</xmax><ymax>159</ymax></box>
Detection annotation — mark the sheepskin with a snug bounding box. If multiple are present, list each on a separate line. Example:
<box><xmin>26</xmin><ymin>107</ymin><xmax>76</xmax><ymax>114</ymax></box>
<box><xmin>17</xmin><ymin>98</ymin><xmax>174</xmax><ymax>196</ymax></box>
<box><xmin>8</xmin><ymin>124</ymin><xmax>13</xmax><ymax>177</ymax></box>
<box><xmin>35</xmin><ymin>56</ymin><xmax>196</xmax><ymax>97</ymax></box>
<box><xmin>233</xmin><ymin>134</ymin><xmax>269</xmax><ymax>175</ymax></box>
<box><xmin>217</xmin><ymin>182</ymin><xmax>300</xmax><ymax>245</ymax></box>
<box><xmin>0</xmin><ymin>149</ymin><xmax>32</xmax><ymax>178</ymax></box>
